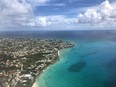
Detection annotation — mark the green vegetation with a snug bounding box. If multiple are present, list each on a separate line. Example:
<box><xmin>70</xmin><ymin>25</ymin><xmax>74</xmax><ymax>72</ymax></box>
<box><xmin>23</xmin><ymin>53</ymin><xmax>48</xmax><ymax>67</ymax></box>
<box><xmin>0</xmin><ymin>53</ymin><xmax>13</xmax><ymax>62</ymax></box>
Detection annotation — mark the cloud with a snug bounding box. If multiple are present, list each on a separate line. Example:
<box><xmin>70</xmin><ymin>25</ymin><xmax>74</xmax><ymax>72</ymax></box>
<box><xmin>0</xmin><ymin>0</ymin><xmax>32</xmax><ymax>15</ymax></box>
<box><xmin>0</xmin><ymin>0</ymin><xmax>33</xmax><ymax>28</ymax></box>
<box><xmin>26</xmin><ymin>15</ymin><xmax>76</xmax><ymax>27</ymax></box>
<box><xmin>34</xmin><ymin>0</ymin><xmax>49</xmax><ymax>4</ymax></box>
<box><xmin>0</xmin><ymin>0</ymin><xmax>67</xmax><ymax>29</ymax></box>
<box><xmin>25</xmin><ymin>16</ymin><xmax>56</xmax><ymax>27</ymax></box>
<box><xmin>35</xmin><ymin>17</ymin><xmax>47</xmax><ymax>26</ymax></box>
<box><xmin>0</xmin><ymin>0</ymin><xmax>116</xmax><ymax>30</ymax></box>
<box><xmin>45</xmin><ymin>15</ymin><xmax>76</xmax><ymax>25</ymax></box>
<box><xmin>77</xmin><ymin>0</ymin><xmax>116</xmax><ymax>26</ymax></box>
<box><xmin>0</xmin><ymin>0</ymin><xmax>53</xmax><ymax>29</ymax></box>
<box><xmin>77</xmin><ymin>9</ymin><xmax>102</xmax><ymax>23</ymax></box>
<box><xmin>29</xmin><ymin>0</ymin><xmax>50</xmax><ymax>6</ymax></box>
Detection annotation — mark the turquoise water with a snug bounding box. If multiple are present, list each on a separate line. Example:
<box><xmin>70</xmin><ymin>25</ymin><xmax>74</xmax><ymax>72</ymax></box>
<box><xmin>36</xmin><ymin>40</ymin><xmax>116</xmax><ymax>87</ymax></box>
<box><xmin>36</xmin><ymin>39</ymin><xmax>116</xmax><ymax>87</ymax></box>
<box><xmin>1</xmin><ymin>30</ymin><xmax>116</xmax><ymax>87</ymax></box>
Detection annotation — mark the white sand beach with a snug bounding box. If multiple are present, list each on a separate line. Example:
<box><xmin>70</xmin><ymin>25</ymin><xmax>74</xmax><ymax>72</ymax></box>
<box><xmin>32</xmin><ymin>83</ymin><xmax>38</xmax><ymax>87</ymax></box>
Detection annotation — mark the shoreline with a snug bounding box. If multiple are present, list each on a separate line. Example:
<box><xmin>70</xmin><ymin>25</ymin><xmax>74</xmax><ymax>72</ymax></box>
<box><xmin>0</xmin><ymin>38</ymin><xmax>75</xmax><ymax>87</ymax></box>
<box><xmin>31</xmin><ymin>50</ymin><xmax>60</xmax><ymax>87</ymax></box>
<box><xmin>31</xmin><ymin>47</ymin><xmax>74</xmax><ymax>87</ymax></box>
<box><xmin>32</xmin><ymin>83</ymin><xmax>37</xmax><ymax>87</ymax></box>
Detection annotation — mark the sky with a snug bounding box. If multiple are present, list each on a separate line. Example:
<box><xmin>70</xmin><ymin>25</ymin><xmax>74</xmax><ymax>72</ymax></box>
<box><xmin>0</xmin><ymin>0</ymin><xmax>116</xmax><ymax>31</ymax></box>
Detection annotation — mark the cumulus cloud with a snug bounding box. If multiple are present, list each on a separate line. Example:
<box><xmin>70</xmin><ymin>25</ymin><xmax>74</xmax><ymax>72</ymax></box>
<box><xmin>42</xmin><ymin>15</ymin><xmax>76</xmax><ymax>26</ymax></box>
<box><xmin>1</xmin><ymin>0</ymin><xmax>116</xmax><ymax>30</ymax></box>
<box><xmin>36</xmin><ymin>17</ymin><xmax>47</xmax><ymax>26</ymax></box>
<box><xmin>0</xmin><ymin>0</ymin><xmax>52</xmax><ymax>29</ymax></box>
<box><xmin>77</xmin><ymin>0</ymin><xmax>116</xmax><ymax>26</ymax></box>
<box><xmin>0</xmin><ymin>0</ymin><xmax>32</xmax><ymax>15</ymax></box>
<box><xmin>78</xmin><ymin>9</ymin><xmax>102</xmax><ymax>23</ymax></box>
<box><xmin>0</xmin><ymin>0</ymin><xmax>32</xmax><ymax>28</ymax></box>
<box><xmin>25</xmin><ymin>15</ymin><xmax>76</xmax><ymax>27</ymax></box>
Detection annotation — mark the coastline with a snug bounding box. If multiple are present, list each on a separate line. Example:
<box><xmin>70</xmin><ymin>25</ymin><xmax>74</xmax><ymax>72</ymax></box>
<box><xmin>0</xmin><ymin>38</ymin><xmax>75</xmax><ymax>87</ymax></box>
<box><xmin>32</xmin><ymin>83</ymin><xmax>37</xmax><ymax>87</ymax></box>
<box><xmin>31</xmin><ymin>50</ymin><xmax>60</xmax><ymax>87</ymax></box>
<box><xmin>31</xmin><ymin>46</ymin><xmax>74</xmax><ymax>87</ymax></box>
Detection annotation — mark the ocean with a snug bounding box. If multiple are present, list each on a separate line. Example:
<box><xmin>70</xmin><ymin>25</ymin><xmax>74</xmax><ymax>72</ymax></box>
<box><xmin>1</xmin><ymin>30</ymin><xmax>116</xmax><ymax>87</ymax></box>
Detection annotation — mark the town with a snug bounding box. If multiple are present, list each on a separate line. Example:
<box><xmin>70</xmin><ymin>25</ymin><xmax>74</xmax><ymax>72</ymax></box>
<box><xmin>0</xmin><ymin>38</ymin><xmax>74</xmax><ymax>87</ymax></box>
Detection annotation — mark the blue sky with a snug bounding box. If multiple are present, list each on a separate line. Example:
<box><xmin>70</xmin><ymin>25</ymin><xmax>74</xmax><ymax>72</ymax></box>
<box><xmin>35</xmin><ymin>0</ymin><xmax>105</xmax><ymax>16</ymax></box>
<box><xmin>0</xmin><ymin>0</ymin><xmax>116</xmax><ymax>31</ymax></box>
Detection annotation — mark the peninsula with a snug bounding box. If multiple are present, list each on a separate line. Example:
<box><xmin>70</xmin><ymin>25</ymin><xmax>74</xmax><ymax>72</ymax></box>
<box><xmin>0</xmin><ymin>38</ymin><xmax>74</xmax><ymax>87</ymax></box>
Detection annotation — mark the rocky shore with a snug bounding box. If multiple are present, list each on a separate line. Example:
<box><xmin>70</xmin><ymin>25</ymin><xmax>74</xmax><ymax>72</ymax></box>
<box><xmin>0</xmin><ymin>38</ymin><xmax>75</xmax><ymax>87</ymax></box>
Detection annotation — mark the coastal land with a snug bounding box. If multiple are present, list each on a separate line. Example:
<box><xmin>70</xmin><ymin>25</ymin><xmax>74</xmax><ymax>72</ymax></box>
<box><xmin>0</xmin><ymin>38</ymin><xmax>74</xmax><ymax>87</ymax></box>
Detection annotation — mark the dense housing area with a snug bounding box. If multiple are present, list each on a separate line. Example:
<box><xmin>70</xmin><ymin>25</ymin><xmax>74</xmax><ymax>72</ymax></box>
<box><xmin>0</xmin><ymin>38</ymin><xmax>74</xmax><ymax>87</ymax></box>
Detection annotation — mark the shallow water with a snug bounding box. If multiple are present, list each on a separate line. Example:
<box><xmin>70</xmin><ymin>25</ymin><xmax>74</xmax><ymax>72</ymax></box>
<box><xmin>0</xmin><ymin>30</ymin><xmax>116</xmax><ymax>87</ymax></box>
<box><xmin>36</xmin><ymin>40</ymin><xmax>116</xmax><ymax>87</ymax></box>
<box><xmin>1</xmin><ymin>30</ymin><xmax>116</xmax><ymax>87</ymax></box>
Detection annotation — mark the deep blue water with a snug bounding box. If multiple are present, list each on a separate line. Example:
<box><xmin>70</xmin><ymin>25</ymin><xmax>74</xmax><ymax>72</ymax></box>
<box><xmin>1</xmin><ymin>30</ymin><xmax>116</xmax><ymax>87</ymax></box>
